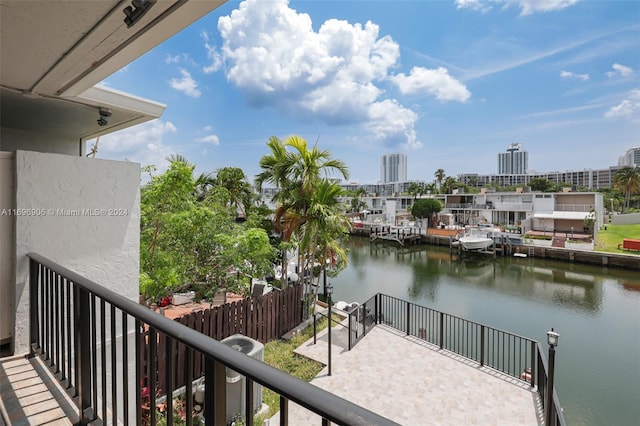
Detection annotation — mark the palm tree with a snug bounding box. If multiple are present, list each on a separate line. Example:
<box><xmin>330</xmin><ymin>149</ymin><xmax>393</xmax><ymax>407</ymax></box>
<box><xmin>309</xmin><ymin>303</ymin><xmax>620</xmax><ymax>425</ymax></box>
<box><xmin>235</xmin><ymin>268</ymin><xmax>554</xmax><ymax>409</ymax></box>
<box><xmin>407</xmin><ymin>182</ymin><xmax>422</xmax><ymax>200</ymax></box>
<box><xmin>442</xmin><ymin>176</ymin><xmax>457</xmax><ymax>194</ymax></box>
<box><xmin>613</xmin><ymin>166</ymin><xmax>640</xmax><ymax>211</ymax></box>
<box><xmin>434</xmin><ymin>169</ymin><xmax>446</xmax><ymax>192</ymax></box>
<box><xmin>255</xmin><ymin>135</ymin><xmax>349</xmax><ymax>287</ymax></box>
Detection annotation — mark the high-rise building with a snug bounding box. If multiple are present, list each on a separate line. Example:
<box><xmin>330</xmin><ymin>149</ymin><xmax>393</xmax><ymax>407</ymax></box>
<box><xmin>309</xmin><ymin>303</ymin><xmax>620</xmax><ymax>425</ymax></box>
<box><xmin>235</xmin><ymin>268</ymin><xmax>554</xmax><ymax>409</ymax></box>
<box><xmin>618</xmin><ymin>147</ymin><xmax>640</xmax><ymax>167</ymax></box>
<box><xmin>380</xmin><ymin>153</ymin><xmax>407</xmax><ymax>183</ymax></box>
<box><xmin>498</xmin><ymin>143</ymin><xmax>528</xmax><ymax>174</ymax></box>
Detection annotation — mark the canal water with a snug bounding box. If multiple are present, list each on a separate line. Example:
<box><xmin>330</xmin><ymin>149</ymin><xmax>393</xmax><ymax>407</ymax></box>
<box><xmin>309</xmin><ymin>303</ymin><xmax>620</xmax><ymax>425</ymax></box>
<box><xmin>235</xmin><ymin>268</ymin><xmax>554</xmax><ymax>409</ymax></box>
<box><xmin>330</xmin><ymin>237</ymin><xmax>640</xmax><ymax>426</ymax></box>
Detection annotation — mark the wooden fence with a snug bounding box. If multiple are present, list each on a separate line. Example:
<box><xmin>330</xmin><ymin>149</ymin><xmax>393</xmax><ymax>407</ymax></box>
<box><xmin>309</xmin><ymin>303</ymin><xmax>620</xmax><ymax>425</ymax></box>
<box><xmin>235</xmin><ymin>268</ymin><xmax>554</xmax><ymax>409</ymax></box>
<box><xmin>143</xmin><ymin>284</ymin><xmax>304</xmax><ymax>397</ymax></box>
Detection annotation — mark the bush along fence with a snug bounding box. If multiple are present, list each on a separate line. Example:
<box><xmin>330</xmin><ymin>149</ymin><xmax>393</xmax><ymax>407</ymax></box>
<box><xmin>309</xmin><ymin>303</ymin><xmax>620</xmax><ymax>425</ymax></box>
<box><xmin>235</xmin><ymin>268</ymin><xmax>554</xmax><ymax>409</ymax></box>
<box><xmin>142</xmin><ymin>284</ymin><xmax>304</xmax><ymax>396</ymax></box>
<box><xmin>348</xmin><ymin>293</ymin><xmax>566</xmax><ymax>426</ymax></box>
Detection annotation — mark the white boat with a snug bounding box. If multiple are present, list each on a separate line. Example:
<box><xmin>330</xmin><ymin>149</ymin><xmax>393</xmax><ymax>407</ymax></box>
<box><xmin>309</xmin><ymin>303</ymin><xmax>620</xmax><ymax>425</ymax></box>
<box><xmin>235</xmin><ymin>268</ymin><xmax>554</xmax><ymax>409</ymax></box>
<box><xmin>458</xmin><ymin>228</ymin><xmax>494</xmax><ymax>251</ymax></box>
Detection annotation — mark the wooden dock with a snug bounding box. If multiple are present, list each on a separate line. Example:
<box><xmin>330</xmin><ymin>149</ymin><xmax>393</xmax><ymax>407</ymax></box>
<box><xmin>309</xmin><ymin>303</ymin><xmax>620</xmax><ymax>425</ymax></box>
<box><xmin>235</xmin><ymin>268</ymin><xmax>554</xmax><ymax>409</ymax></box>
<box><xmin>369</xmin><ymin>226</ymin><xmax>422</xmax><ymax>247</ymax></box>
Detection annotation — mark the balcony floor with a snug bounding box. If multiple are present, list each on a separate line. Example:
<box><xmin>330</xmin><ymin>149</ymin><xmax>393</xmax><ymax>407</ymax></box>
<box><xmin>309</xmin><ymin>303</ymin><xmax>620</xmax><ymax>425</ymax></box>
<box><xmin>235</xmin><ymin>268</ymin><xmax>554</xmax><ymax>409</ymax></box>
<box><xmin>0</xmin><ymin>354</ymin><xmax>78</xmax><ymax>426</ymax></box>
<box><xmin>271</xmin><ymin>323</ymin><xmax>543</xmax><ymax>425</ymax></box>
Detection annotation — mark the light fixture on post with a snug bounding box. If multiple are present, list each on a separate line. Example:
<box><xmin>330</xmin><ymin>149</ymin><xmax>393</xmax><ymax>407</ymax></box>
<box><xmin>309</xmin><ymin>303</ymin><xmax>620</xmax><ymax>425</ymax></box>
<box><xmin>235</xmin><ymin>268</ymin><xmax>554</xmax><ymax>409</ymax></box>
<box><xmin>545</xmin><ymin>328</ymin><xmax>560</xmax><ymax>426</ymax></box>
<box><xmin>326</xmin><ymin>283</ymin><xmax>333</xmax><ymax>376</ymax></box>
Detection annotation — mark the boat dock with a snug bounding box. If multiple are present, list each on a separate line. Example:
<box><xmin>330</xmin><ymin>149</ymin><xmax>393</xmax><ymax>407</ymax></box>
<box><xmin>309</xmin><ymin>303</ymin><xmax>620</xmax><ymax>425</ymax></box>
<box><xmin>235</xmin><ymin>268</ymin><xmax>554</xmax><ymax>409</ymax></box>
<box><xmin>369</xmin><ymin>225</ymin><xmax>422</xmax><ymax>246</ymax></box>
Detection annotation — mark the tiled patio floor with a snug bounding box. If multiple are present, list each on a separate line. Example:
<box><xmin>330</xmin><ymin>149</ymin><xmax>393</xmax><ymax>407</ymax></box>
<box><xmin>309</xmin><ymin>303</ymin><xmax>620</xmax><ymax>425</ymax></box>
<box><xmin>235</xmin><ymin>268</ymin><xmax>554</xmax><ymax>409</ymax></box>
<box><xmin>270</xmin><ymin>323</ymin><xmax>543</xmax><ymax>425</ymax></box>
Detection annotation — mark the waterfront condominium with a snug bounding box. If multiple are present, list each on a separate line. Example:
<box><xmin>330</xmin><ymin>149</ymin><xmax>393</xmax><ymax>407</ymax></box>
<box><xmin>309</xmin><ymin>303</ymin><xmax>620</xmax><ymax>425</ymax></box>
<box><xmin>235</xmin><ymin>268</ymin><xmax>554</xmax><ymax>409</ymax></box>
<box><xmin>380</xmin><ymin>153</ymin><xmax>407</xmax><ymax>183</ymax></box>
<box><xmin>498</xmin><ymin>143</ymin><xmax>528</xmax><ymax>175</ymax></box>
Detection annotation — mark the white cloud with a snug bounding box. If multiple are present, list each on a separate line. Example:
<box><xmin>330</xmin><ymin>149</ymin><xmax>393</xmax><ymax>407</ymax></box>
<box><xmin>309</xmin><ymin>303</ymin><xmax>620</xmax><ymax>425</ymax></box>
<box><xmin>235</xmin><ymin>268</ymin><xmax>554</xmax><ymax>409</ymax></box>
<box><xmin>391</xmin><ymin>67</ymin><xmax>471</xmax><ymax>102</ymax></box>
<box><xmin>203</xmin><ymin>125</ymin><xmax>213</xmax><ymax>131</ymax></box>
<box><xmin>456</xmin><ymin>0</ymin><xmax>579</xmax><ymax>15</ymax></box>
<box><xmin>202</xmin><ymin>32</ymin><xmax>223</xmax><ymax>74</ymax></box>
<box><xmin>606</xmin><ymin>63</ymin><xmax>633</xmax><ymax>78</ymax></box>
<box><xmin>455</xmin><ymin>0</ymin><xmax>492</xmax><ymax>12</ymax></box>
<box><xmin>367</xmin><ymin>100</ymin><xmax>422</xmax><ymax>149</ymax></box>
<box><xmin>213</xmin><ymin>0</ymin><xmax>466</xmax><ymax>149</ymax></box>
<box><xmin>604</xmin><ymin>89</ymin><xmax>640</xmax><ymax>120</ymax></box>
<box><xmin>560</xmin><ymin>70</ymin><xmax>589</xmax><ymax>81</ymax></box>
<box><xmin>92</xmin><ymin>119</ymin><xmax>178</xmax><ymax>169</ymax></box>
<box><xmin>169</xmin><ymin>68</ymin><xmax>202</xmax><ymax>97</ymax></box>
<box><xmin>165</xmin><ymin>54</ymin><xmax>181</xmax><ymax>64</ymax></box>
<box><xmin>505</xmin><ymin>0</ymin><xmax>579</xmax><ymax>15</ymax></box>
<box><xmin>196</xmin><ymin>135</ymin><xmax>220</xmax><ymax>145</ymax></box>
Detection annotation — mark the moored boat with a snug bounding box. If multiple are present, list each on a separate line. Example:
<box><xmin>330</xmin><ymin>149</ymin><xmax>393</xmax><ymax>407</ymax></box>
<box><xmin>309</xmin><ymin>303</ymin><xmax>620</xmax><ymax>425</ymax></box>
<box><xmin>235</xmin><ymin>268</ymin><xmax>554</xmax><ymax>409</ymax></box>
<box><xmin>458</xmin><ymin>228</ymin><xmax>493</xmax><ymax>251</ymax></box>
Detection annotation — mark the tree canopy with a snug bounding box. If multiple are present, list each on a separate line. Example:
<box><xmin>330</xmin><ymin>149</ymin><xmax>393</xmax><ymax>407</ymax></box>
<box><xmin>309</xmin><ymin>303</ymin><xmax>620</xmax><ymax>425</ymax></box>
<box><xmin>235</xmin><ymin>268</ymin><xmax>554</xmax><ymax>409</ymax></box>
<box><xmin>411</xmin><ymin>198</ymin><xmax>442</xmax><ymax>219</ymax></box>
<box><xmin>613</xmin><ymin>167</ymin><xmax>640</xmax><ymax>211</ymax></box>
<box><xmin>140</xmin><ymin>157</ymin><xmax>276</xmax><ymax>301</ymax></box>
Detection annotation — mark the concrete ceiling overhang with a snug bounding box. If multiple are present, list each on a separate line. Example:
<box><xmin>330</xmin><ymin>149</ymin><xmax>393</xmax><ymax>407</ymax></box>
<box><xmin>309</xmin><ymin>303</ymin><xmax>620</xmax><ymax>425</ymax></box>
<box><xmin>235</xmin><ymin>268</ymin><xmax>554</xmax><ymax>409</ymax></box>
<box><xmin>0</xmin><ymin>0</ymin><xmax>226</xmax><ymax>140</ymax></box>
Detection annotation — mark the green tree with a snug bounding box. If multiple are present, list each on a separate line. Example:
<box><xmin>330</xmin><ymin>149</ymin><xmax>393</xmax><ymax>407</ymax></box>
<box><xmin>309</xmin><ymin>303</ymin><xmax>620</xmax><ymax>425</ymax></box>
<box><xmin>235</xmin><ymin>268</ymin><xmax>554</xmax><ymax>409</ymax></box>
<box><xmin>441</xmin><ymin>176</ymin><xmax>458</xmax><ymax>194</ymax></box>
<box><xmin>423</xmin><ymin>182</ymin><xmax>437</xmax><ymax>195</ymax></box>
<box><xmin>434</xmin><ymin>169</ymin><xmax>446</xmax><ymax>192</ymax></box>
<box><xmin>255</xmin><ymin>136</ymin><xmax>349</xmax><ymax>287</ymax></box>
<box><xmin>407</xmin><ymin>182</ymin><xmax>422</xmax><ymax>200</ymax></box>
<box><xmin>529</xmin><ymin>177</ymin><xmax>551</xmax><ymax>192</ymax></box>
<box><xmin>214</xmin><ymin>166</ymin><xmax>254</xmax><ymax>218</ymax></box>
<box><xmin>613</xmin><ymin>167</ymin><xmax>640</xmax><ymax>212</ymax></box>
<box><xmin>141</xmin><ymin>157</ymin><xmax>276</xmax><ymax>301</ymax></box>
<box><xmin>411</xmin><ymin>199</ymin><xmax>442</xmax><ymax>228</ymax></box>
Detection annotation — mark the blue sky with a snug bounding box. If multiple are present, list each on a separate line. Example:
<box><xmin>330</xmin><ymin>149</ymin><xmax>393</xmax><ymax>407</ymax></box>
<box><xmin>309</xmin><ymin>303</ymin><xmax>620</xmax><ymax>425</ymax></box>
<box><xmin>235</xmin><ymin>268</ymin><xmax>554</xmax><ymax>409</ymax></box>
<box><xmin>96</xmin><ymin>0</ymin><xmax>640</xmax><ymax>184</ymax></box>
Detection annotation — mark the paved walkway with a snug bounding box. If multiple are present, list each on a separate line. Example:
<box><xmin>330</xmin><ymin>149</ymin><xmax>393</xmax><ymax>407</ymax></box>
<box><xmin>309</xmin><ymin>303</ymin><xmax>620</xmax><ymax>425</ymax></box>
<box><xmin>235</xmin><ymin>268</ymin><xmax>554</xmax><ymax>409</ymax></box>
<box><xmin>270</xmin><ymin>323</ymin><xmax>543</xmax><ymax>425</ymax></box>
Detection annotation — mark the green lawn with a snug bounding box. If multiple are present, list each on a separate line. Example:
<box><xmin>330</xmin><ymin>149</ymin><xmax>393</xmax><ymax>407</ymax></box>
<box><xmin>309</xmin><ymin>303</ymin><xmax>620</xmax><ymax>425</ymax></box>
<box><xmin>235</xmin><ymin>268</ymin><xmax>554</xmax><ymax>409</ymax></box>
<box><xmin>257</xmin><ymin>313</ymin><xmax>342</xmax><ymax>423</ymax></box>
<box><xmin>595</xmin><ymin>224</ymin><xmax>640</xmax><ymax>254</ymax></box>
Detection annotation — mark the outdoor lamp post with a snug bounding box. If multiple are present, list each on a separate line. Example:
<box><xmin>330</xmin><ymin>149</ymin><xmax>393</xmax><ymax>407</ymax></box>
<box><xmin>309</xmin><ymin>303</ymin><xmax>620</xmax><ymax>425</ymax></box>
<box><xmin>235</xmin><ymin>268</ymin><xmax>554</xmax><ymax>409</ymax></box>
<box><xmin>326</xmin><ymin>283</ymin><xmax>333</xmax><ymax>376</ymax></box>
<box><xmin>546</xmin><ymin>328</ymin><xmax>560</xmax><ymax>426</ymax></box>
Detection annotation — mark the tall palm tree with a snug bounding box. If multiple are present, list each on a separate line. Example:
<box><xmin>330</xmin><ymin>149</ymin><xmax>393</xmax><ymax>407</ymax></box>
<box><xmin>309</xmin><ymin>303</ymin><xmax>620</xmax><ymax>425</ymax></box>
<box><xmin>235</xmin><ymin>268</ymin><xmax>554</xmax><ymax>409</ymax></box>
<box><xmin>255</xmin><ymin>135</ymin><xmax>349</xmax><ymax>287</ymax></box>
<box><xmin>297</xmin><ymin>179</ymin><xmax>350</xmax><ymax>316</ymax></box>
<box><xmin>434</xmin><ymin>169</ymin><xmax>446</xmax><ymax>192</ymax></box>
<box><xmin>613</xmin><ymin>166</ymin><xmax>640</xmax><ymax>211</ymax></box>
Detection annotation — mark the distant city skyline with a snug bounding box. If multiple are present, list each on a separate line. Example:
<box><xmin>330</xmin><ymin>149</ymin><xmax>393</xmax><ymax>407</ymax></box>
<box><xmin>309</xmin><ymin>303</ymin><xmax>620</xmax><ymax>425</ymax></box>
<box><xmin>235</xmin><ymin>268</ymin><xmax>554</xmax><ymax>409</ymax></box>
<box><xmin>93</xmin><ymin>0</ymin><xmax>639</xmax><ymax>183</ymax></box>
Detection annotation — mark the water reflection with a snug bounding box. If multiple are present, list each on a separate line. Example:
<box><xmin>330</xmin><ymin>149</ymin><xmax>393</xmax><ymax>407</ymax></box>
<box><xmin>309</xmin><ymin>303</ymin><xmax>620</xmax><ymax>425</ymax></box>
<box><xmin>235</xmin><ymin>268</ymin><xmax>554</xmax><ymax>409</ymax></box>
<box><xmin>366</xmin><ymin>241</ymin><xmax>605</xmax><ymax>313</ymax></box>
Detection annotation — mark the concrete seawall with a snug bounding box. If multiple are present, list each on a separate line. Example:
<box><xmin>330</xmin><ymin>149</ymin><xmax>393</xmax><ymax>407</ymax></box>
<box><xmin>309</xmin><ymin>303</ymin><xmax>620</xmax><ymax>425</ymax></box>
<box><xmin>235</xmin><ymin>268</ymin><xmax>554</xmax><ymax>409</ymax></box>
<box><xmin>350</xmin><ymin>229</ymin><xmax>640</xmax><ymax>271</ymax></box>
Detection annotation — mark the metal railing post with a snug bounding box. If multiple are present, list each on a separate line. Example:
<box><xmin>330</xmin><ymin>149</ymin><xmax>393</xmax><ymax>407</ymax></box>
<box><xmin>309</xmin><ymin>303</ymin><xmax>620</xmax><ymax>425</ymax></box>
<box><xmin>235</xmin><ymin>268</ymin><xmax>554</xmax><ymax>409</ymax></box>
<box><xmin>29</xmin><ymin>259</ymin><xmax>40</xmax><ymax>356</ymax></box>
<box><xmin>348</xmin><ymin>313</ymin><xmax>352</xmax><ymax>350</ymax></box>
<box><xmin>375</xmin><ymin>294</ymin><xmax>379</xmax><ymax>324</ymax></box>
<box><xmin>406</xmin><ymin>301</ymin><xmax>411</xmax><ymax>336</ymax></box>
<box><xmin>439</xmin><ymin>312</ymin><xmax>444</xmax><ymax>349</ymax></box>
<box><xmin>480</xmin><ymin>325</ymin><xmax>485</xmax><ymax>366</ymax></box>
<box><xmin>530</xmin><ymin>341</ymin><xmax>536</xmax><ymax>388</ymax></box>
<box><xmin>75</xmin><ymin>286</ymin><xmax>91</xmax><ymax>424</ymax></box>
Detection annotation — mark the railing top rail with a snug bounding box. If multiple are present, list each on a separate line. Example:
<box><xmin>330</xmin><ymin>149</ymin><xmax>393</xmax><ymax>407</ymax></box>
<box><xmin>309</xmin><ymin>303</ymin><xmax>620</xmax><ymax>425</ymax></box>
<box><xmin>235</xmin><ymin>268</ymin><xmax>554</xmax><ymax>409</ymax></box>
<box><xmin>28</xmin><ymin>253</ymin><xmax>398</xmax><ymax>426</ymax></box>
<box><xmin>377</xmin><ymin>293</ymin><xmax>538</xmax><ymax>343</ymax></box>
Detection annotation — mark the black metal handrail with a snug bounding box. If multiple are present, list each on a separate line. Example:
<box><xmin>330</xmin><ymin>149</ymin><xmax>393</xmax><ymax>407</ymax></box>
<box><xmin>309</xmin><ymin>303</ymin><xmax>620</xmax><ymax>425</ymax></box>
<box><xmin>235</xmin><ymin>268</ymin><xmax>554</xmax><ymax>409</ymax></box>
<box><xmin>28</xmin><ymin>253</ymin><xmax>398</xmax><ymax>426</ymax></box>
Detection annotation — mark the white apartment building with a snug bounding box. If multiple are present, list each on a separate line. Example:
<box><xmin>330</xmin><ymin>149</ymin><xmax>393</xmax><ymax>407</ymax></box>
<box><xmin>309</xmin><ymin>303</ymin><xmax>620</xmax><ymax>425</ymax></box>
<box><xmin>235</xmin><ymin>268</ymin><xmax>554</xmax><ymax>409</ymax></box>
<box><xmin>380</xmin><ymin>153</ymin><xmax>407</xmax><ymax>183</ymax></box>
<box><xmin>618</xmin><ymin>147</ymin><xmax>640</xmax><ymax>167</ymax></box>
<box><xmin>498</xmin><ymin>143</ymin><xmax>528</xmax><ymax>174</ymax></box>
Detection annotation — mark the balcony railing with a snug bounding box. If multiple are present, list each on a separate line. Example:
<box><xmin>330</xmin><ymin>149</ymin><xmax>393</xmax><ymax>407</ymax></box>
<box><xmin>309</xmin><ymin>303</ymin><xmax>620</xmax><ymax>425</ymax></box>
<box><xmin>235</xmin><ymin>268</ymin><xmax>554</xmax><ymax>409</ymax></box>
<box><xmin>28</xmin><ymin>253</ymin><xmax>398</xmax><ymax>426</ymax></box>
<box><xmin>348</xmin><ymin>294</ymin><xmax>566</xmax><ymax>426</ymax></box>
<box><xmin>554</xmin><ymin>204</ymin><xmax>594</xmax><ymax>212</ymax></box>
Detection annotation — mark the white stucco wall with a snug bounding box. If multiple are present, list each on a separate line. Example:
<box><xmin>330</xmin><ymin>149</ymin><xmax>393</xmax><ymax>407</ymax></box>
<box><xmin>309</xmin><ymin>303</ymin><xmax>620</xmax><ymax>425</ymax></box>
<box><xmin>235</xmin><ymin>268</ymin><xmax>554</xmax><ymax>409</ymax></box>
<box><xmin>612</xmin><ymin>213</ymin><xmax>640</xmax><ymax>225</ymax></box>
<box><xmin>13</xmin><ymin>150</ymin><xmax>140</xmax><ymax>354</ymax></box>
<box><xmin>1</xmin><ymin>127</ymin><xmax>84</xmax><ymax>156</ymax></box>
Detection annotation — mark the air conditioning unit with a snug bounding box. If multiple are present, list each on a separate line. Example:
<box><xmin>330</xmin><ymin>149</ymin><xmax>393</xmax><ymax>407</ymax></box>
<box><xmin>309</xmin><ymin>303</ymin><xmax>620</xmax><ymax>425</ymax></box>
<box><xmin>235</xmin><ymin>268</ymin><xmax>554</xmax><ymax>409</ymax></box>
<box><xmin>221</xmin><ymin>334</ymin><xmax>264</xmax><ymax>422</ymax></box>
